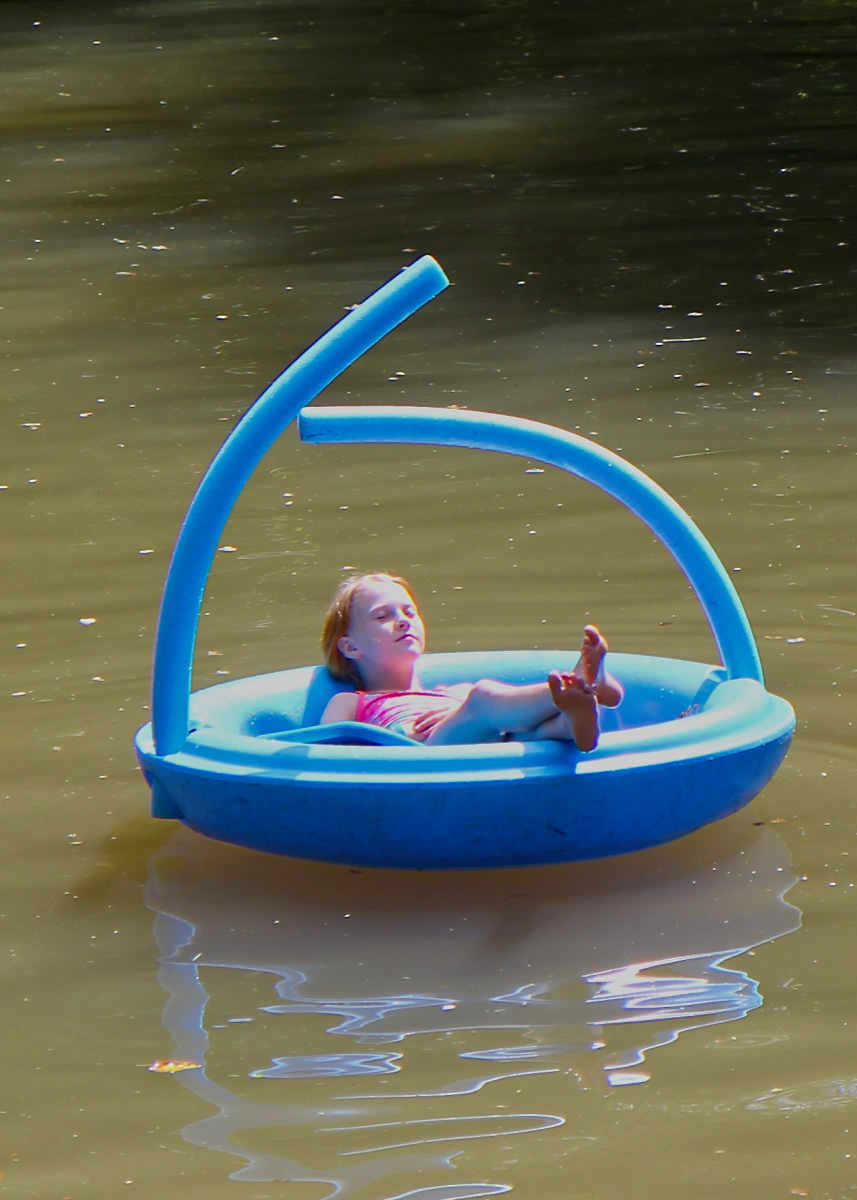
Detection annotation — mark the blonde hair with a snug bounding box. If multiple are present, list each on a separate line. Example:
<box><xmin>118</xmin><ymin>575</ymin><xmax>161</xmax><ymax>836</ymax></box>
<box><xmin>321</xmin><ymin>572</ymin><xmax>415</xmax><ymax>687</ymax></box>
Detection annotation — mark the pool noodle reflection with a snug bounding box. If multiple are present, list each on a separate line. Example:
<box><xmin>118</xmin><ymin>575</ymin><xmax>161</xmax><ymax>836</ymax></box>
<box><xmin>146</xmin><ymin>819</ymin><xmax>800</xmax><ymax>1190</ymax></box>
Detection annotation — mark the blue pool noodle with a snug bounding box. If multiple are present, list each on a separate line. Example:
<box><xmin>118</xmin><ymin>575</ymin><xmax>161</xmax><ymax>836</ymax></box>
<box><xmin>151</xmin><ymin>256</ymin><xmax>450</xmax><ymax>754</ymax></box>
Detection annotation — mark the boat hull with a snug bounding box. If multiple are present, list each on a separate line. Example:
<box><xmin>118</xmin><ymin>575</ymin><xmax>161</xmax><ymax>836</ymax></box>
<box><xmin>135</xmin><ymin>651</ymin><xmax>794</xmax><ymax>869</ymax></box>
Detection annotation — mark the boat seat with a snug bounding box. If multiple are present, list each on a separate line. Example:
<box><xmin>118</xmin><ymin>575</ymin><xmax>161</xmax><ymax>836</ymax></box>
<box><xmin>256</xmin><ymin>720</ymin><xmax>418</xmax><ymax>747</ymax></box>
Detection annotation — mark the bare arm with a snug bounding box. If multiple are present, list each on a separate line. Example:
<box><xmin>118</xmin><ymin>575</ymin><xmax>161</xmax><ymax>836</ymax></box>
<box><xmin>320</xmin><ymin>691</ymin><xmax>359</xmax><ymax>724</ymax></box>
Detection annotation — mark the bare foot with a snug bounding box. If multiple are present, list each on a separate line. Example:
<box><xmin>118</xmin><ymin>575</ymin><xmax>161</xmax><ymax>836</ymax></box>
<box><xmin>548</xmin><ymin>671</ymin><xmax>600</xmax><ymax>751</ymax></box>
<box><xmin>579</xmin><ymin>624</ymin><xmax>608</xmax><ymax>688</ymax></box>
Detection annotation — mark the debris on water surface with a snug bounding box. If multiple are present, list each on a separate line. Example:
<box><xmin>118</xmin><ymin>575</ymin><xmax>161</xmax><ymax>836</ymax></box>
<box><xmin>147</xmin><ymin>1059</ymin><xmax>202</xmax><ymax>1074</ymax></box>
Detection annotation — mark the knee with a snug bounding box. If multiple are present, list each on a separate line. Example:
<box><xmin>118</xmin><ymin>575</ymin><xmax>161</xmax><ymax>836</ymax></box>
<box><xmin>464</xmin><ymin>678</ymin><xmax>509</xmax><ymax>715</ymax></box>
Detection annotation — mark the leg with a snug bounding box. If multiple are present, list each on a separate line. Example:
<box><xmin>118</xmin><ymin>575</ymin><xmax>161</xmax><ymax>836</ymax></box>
<box><xmin>425</xmin><ymin>676</ymin><xmax>599</xmax><ymax>750</ymax></box>
<box><xmin>424</xmin><ymin>679</ymin><xmax>559</xmax><ymax>746</ymax></box>
<box><xmin>422</xmin><ymin>625</ymin><xmax>618</xmax><ymax>750</ymax></box>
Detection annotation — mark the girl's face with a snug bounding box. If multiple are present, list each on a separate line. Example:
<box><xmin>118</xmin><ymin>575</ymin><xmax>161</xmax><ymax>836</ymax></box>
<box><xmin>338</xmin><ymin>577</ymin><xmax>425</xmax><ymax>681</ymax></box>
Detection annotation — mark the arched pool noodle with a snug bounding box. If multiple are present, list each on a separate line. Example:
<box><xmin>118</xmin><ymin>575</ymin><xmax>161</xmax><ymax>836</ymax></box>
<box><xmin>151</xmin><ymin>256</ymin><xmax>450</xmax><ymax>755</ymax></box>
<box><xmin>298</xmin><ymin>405</ymin><xmax>764</xmax><ymax>687</ymax></box>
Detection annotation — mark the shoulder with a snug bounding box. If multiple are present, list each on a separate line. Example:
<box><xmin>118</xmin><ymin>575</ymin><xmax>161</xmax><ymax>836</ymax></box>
<box><xmin>321</xmin><ymin>690</ymin><xmax>359</xmax><ymax>723</ymax></box>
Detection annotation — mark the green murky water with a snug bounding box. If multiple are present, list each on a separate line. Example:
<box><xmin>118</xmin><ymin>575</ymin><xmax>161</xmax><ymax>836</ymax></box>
<box><xmin>2</xmin><ymin>2</ymin><xmax>855</xmax><ymax>1196</ymax></box>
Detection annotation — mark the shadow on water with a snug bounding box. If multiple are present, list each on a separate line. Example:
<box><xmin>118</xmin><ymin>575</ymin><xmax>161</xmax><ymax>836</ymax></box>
<box><xmin>144</xmin><ymin>817</ymin><xmax>800</xmax><ymax>1192</ymax></box>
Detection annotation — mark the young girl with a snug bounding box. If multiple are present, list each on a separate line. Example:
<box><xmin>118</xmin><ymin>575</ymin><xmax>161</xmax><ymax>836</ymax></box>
<box><xmin>320</xmin><ymin>573</ymin><xmax>623</xmax><ymax>751</ymax></box>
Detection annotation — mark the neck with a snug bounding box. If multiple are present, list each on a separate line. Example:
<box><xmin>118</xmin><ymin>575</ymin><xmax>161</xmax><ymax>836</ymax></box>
<box><xmin>359</xmin><ymin>659</ymin><xmax>419</xmax><ymax>693</ymax></box>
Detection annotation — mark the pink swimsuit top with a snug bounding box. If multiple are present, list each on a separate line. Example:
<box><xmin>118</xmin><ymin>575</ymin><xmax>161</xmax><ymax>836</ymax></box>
<box><xmin>353</xmin><ymin>688</ymin><xmax>460</xmax><ymax>737</ymax></box>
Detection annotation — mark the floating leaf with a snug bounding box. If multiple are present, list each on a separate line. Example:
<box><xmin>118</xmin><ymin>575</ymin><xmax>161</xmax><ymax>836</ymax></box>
<box><xmin>147</xmin><ymin>1059</ymin><xmax>202</xmax><ymax>1074</ymax></box>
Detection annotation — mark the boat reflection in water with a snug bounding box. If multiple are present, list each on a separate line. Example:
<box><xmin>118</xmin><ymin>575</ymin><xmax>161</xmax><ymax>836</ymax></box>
<box><xmin>145</xmin><ymin>819</ymin><xmax>800</xmax><ymax>1191</ymax></box>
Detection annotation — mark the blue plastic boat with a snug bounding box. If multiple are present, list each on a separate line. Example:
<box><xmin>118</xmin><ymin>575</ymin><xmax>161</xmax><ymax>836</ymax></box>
<box><xmin>134</xmin><ymin>256</ymin><xmax>794</xmax><ymax>868</ymax></box>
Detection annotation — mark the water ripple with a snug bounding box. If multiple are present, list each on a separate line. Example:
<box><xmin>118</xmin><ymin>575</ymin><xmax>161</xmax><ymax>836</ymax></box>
<box><xmin>145</xmin><ymin>821</ymin><xmax>800</xmax><ymax>1189</ymax></box>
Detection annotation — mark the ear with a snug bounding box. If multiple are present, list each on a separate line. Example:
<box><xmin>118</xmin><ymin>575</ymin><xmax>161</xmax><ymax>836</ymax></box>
<box><xmin>337</xmin><ymin>634</ymin><xmax>361</xmax><ymax>662</ymax></box>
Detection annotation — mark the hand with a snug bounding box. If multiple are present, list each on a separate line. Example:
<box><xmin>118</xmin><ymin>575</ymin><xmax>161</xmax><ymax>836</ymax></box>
<box><xmin>409</xmin><ymin>707</ymin><xmax>452</xmax><ymax>742</ymax></box>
